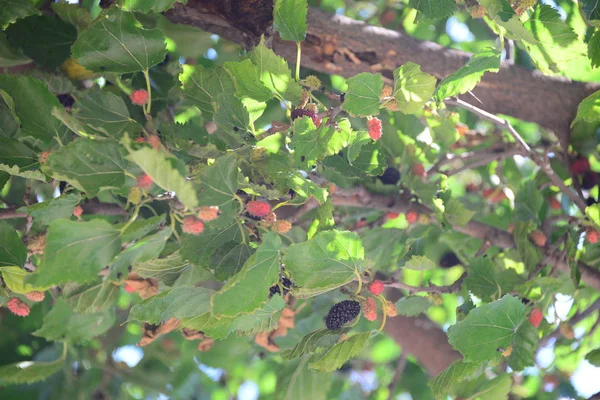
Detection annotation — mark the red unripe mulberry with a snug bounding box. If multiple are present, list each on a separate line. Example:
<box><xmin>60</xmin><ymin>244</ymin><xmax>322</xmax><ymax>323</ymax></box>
<box><xmin>73</xmin><ymin>205</ymin><xmax>83</xmax><ymax>218</ymax></box>
<box><xmin>137</xmin><ymin>174</ymin><xmax>153</xmax><ymax>190</ymax></box>
<box><xmin>368</xmin><ymin>280</ymin><xmax>384</xmax><ymax>296</ymax></box>
<box><xmin>406</xmin><ymin>210</ymin><xmax>418</xmax><ymax>225</ymax></box>
<box><xmin>549</xmin><ymin>198</ymin><xmax>561</xmax><ymax>210</ymax></box>
<box><xmin>25</xmin><ymin>291</ymin><xmax>45</xmax><ymax>302</ymax></box>
<box><xmin>587</xmin><ymin>228</ymin><xmax>599</xmax><ymax>244</ymax></box>
<box><xmin>182</xmin><ymin>217</ymin><xmax>204</xmax><ymax>235</ymax></box>
<box><xmin>363</xmin><ymin>297</ymin><xmax>378</xmax><ymax>321</ymax></box>
<box><xmin>273</xmin><ymin>219</ymin><xmax>292</xmax><ymax>234</ymax></box>
<box><xmin>246</xmin><ymin>200</ymin><xmax>271</xmax><ymax>218</ymax></box>
<box><xmin>529</xmin><ymin>308</ymin><xmax>543</xmax><ymax>328</ymax></box>
<box><xmin>124</xmin><ymin>284</ymin><xmax>135</xmax><ymax>293</ymax></box>
<box><xmin>367</xmin><ymin>118</ymin><xmax>382</xmax><ymax>140</ymax></box>
<box><xmin>7</xmin><ymin>297</ymin><xmax>30</xmax><ymax>317</ymax></box>
<box><xmin>411</xmin><ymin>163</ymin><xmax>426</xmax><ymax>177</ymax></box>
<box><xmin>130</xmin><ymin>89</ymin><xmax>149</xmax><ymax>106</ymax></box>
<box><xmin>197</xmin><ymin>206</ymin><xmax>220</xmax><ymax>221</ymax></box>
<box><xmin>570</xmin><ymin>158</ymin><xmax>590</xmax><ymax>176</ymax></box>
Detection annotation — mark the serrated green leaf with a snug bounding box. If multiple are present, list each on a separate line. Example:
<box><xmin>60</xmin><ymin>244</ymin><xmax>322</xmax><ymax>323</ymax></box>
<box><xmin>211</xmin><ymin>233</ymin><xmax>282</xmax><ymax>317</ymax></box>
<box><xmin>0</xmin><ymin>266</ymin><xmax>50</xmax><ymax>294</ymax></box>
<box><xmin>362</xmin><ymin>227</ymin><xmax>408</xmax><ymax>270</ymax></box>
<box><xmin>72</xmin><ymin>9</ymin><xmax>166</xmax><ymax>73</ymax></box>
<box><xmin>18</xmin><ymin>194</ymin><xmax>80</xmax><ymax>225</ymax></box>
<box><xmin>181</xmin><ymin>220</ymin><xmax>243</xmax><ymax>266</ymax></box>
<box><xmin>429</xmin><ymin>360</ymin><xmax>483</xmax><ymax>400</ymax></box>
<box><xmin>180</xmin><ymin>64</ymin><xmax>234</xmax><ymax>119</ymax></box>
<box><xmin>195</xmin><ymin>153</ymin><xmax>239</xmax><ymax>225</ymax></box>
<box><xmin>408</xmin><ymin>0</ymin><xmax>455</xmax><ymax>20</ymax></box>
<box><xmin>445</xmin><ymin>198</ymin><xmax>476</xmax><ymax>227</ymax></box>
<box><xmin>51</xmin><ymin>2</ymin><xmax>93</xmax><ymax>32</ymax></box>
<box><xmin>286</xmin><ymin>172</ymin><xmax>329</xmax><ymax>205</ymax></box>
<box><xmin>133</xmin><ymin>250</ymin><xmax>188</xmax><ymax>285</ymax></box>
<box><xmin>0</xmin><ymin>221</ymin><xmax>26</xmax><ymax>268</ymax></box>
<box><xmin>395</xmin><ymin>296</ymin><xmax>433</xmax><ymax>316</ymax></box>
<box><xmin>466</xmin><ymin>258</ymin><xmax>523</xmax><ymax>302</ymax></box>
<box><xmin>284</xmin><ymin>230</ymin><xmax>368</xmax><ymax>298</ymax></box>
<box><xmin>121</xmin><ymin>215</ymin><xmax>166</xmax><ymax>242</ymax></box>
<box><xmin>0</xmin><ymin>89</ymin><xmax>19</xmax><ymax>137</ymax></box>
<box><xmin>64</xmin><ymin>280</ymin><xmax>120</xmax><ymax>314</ymax></box>
<box><xmin>273</xmin><ymin>0</ymin><xmax>307</xmax><ymax>42</ymax></box>
<box><xmin>0</xmin><ymin>164</ymin><xmax>47</xmax><ymax>181</ymax></box>
<box><xmin>28</xmin><ymin>219</ymin><xmax>121</xmax><ymax>286</ymax></box>
<box><xmin>212</xmin><ymin>242</ymin><xmax>253</xmax><ymax>281</ymax></box>
<box><xmin>436</xmin><ymin>48</ymin><xmax>501</xmax><ymax>101</ymax></box>
<box><xmin>214</xmin><ymin>93</ymin><xmax>253</xmax><ymax>137</ymax></box>
<box><xmin>581</xmin><ymin>0</ymin><xmax>600</xmax><ymax>27</ymax></box>
<box><xmin>291</xmin><ymin>118</ymin><xmax>351</xmax><ymax>169</ymax></box>
<box><xmin>393</xmin><ymin>62</ymin><xmax>436</xmax><ymax>114</ymax></box>
<box><xmin>0</xmin><ymin>138</ymin><xmax>37</xmax><ymax>169</ymax></box>
<box><xmin>512</xmin><ymin>221</ymin><xmax>541</xmax><ymax>269</ymax></box>
<box><xmin>404</xmin><ymin>255</ymin><xmax>436</xmax><ymax>270</ymax></box>
<box><xmin>307</xmin><ymin>199</ymin><xmax>335</xmax><ymax>239</ymax></box>
<box><xmin>342</xmin><ymin>73</ymin><xmax>383</xmax><ymax>117</ymax></box>
<box><xmin>128</xmin><ymin>286</ymin><xmax>214</xmax><ymax>324</ymax></box>
<box><xmin>124</xmin><ymin>136</ymin><xmax>198</xmax><ymax>209</ymax></box>
<box><xmin>120</xmin><ymin>0</ymin><xmax>185</xmax><ymax>12</ymax></box>
<box><xmin>479</xmin><ymin>0</ymin><xmax>536</xmax><ymax>42</ymax></box>
<box><xmin>589</xmin><ymin>31</ymin><xmax>600</xmax><ymax>68</ymax></box>
<box><xmin>585</xmin><ymin>349</ymin><xmax>600</xmax><ymax>366</ymax></box>
<box><xmin>74</xmin><ymin>89</ymin><xmax>143</xmax><ymax>137</ymax></box>
<box><xmin>109</xmin><ymin>228</ymin><xmax>171</xmax><ymax>279</ymax></box>
<box><xmin>281</xmin><ymin>328</ymin><xmax>349</xmax><ymax>360</ymax></box>
<box><xmin>231</xmin><ymin>295</ymin><xmax>286</xmax><ymax>336</ymax></box>
<box><xmin>0</xmin><ymin>344</ymin><xmax>65</xmax><ymax>386</ymax></box>
<box><xmin>448</xmin><ymin>295</ymin><xmax>526</xmax><ymax>362</ymax></box>
<box><xmin>0</xmin><ymin>75</ymin><xmax>69</xmax><ymax>147</ymax></box>
<box><xmin>6</xmin><ymin>15</ymin><xmax>76</xmax><ymax>69</ymax></box>
<box><xmin>46</xmin><ymin>138</ymin><xmax>128</xmax><ymax>195</ymax></box>
<box><xmin>572</xmin><ymin>89</ymin><xmax>600</xmax><ymax>127</ymax></box>
<box><xmin>309</xmin><ymin>331</ymin><xmax>371</xmax><ymax>372</ymax></box>
<box><xmin>0</xmin><ymin>32</ymin><xmax>31</xmax><ymax>68</ymax></box>
<box><xmin>0</xmin><ymin>0</ymin><xmax>40</xmax><ymax>29</ymax></box>
<box><xmin>277</xmin><ymin>357</ymin><xmax>332</xmax><ymax>400</ymax></box>
<box><xmin>224</xmin><ymin>59</ymin><xmax>273</xmax><ymax>102</ymax></box>
<box><xmin>508</xmin><ymin>321</ymin><xmax>537</xmax><ymax>371</ymax></box>
<box><xmin>34</xmin><ymin>299</ymin><xmax>115</xmax><ymax>343</ymax></box>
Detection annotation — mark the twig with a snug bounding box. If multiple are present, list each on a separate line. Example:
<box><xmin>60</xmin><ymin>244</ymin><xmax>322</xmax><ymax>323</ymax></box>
<box><xmin>387</xmin><ymin>352</ymin><xmax>408</xmax><ymax>400</ymax></box>
<box><xmin>384</xmin><ymin>273</ymin><xmax>467</xmax><ymax>294</ymax></box>
<box><xmin>539</xmin><ymin>297</ymin><xmax>600</xmax><ymax>347</ymax></box>
<box><xmin>446</xmin><ymin>97</ymin><xmax>588</xmax><ymax>213</ymax></box>
<box><xmin>443</xmin><ymin>147</ymin><xmax>524</xmax><ymax>176</ymax></box>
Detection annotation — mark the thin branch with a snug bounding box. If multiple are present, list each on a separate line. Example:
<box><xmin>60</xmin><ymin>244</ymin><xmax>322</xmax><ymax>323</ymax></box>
<box><xmin>384</xmin><ymin>273</ymin><xmax>467</xmax><ymax>294</ymax></box>
<box><xmin>443</xmin><ymin>147</ymin><xmax>524</xmax><ymax>176</ymax></box>
<box><xmin>446</xmin><ymin>97</ymin><xmax>587</xmax><ymax>213</ymax></box>
<box><xmin>540</xmin><ymin>297</ymin><xmax>600</xmax><ymax>346</ymax></box>
<box><xmin>387</xmin><ymin>352</ymin><xmax>408</xmax><ymax>400</ymax></box>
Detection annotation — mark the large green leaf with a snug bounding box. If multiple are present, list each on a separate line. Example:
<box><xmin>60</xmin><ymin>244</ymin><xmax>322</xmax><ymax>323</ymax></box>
<box><xmin>395</xmin><ymin>296</ymin><xmax>433</xmax><ymax>317</ymax></box>
<box><xmin>0</xmin><ymin>32</ymin><xmax>31</xmax><ymax>68</ymax></box>
<box><xmin>277</xmin><ymin>357</ymin><xmax>332</xmax><ymax>400</ymax></box>
<box><xmin>133</xmin><ymin>250</ymin><xmax>188</xmax><ymax>285</ymax></box>
<box><xmin>72</xmin><ymin>9</ymin><xmax>166</xmax><ymax>73</ymax></box>
<box><xmin>74</xmin><ymin>89</ymin><xmax>143</xmax><ymax>137</ymax></box>
<box><xmin>0</xmin><ymin>221</ymin><xmax>26</xmax><ymax>267</ymax></box>
<box><xmin>0</xmin><ymin>164</ymin><xmax>47</xmax><ymax>182</ymax></box>
<box><xmin>212</xmin><ymin>242</ymin><xmax>253</xmax><ymax>281</ymax></box>
<box><xmin>408</xmin><ymin>0</ymin><xmax>455</xmax><ymax>20</ymax></box>
<box><xmin>181</xmin><ymin>220</ymin><xmax>244</xmax><ymax>266</ymax></box>
<box><xmin>448</xmin><ymin>295</ymin><xmax>526</xmax><ymax>362</ymax></box>
<box><xmin>403</xmin><ymin>255</ymin><xmax>436</xmax><ymax>270</ymax></box>
<box><xmin>224</xmin><ymin>59</ymin><xmax>273</xmax><ymax>102</ymax></box>
<box><xmin>51</xmin><ymin>2</ymin><xmax>93</xmax><ymax>32</ymax></box>
<box><xmin>211</xmin><ymin>233</ymin><xmax>282</xmax><ymax>317</ymax></box>
<box><xmin>466</xmin><ymin>258</ymin><xmax>523</xmax><ymax>301</ymax></box>
<box><xmin>214</xmin><ymin>93</ymin><xmax>253</xmax><ymax>137</ymax></box>
<box><xmin>281</xmin><ymin>328</ymin><xmax>349</xmax><ymax>360</ymax></box>
<box><xmin>436</xmin><ymin>48</ymin><xmax>501</xmax><ymax>101</ymax></box>
<box><xmin>120</xmin><ymin>0</ymin><xmax>184</xmax><ymax>12</ymax></box>
<box><xmin>124</xmin><ymin>136</ymin><xmax>198</xmax><ymax>209</ymax></box>
<box><xmin>120</xmin><ymin>215</ymin><xmax>166</xmax><ymax>243</ymax></box>
<box><xmin>283</xmin><ymin>230</ymin><xmax>368</xmax><ymax>298</ymax></box>
<box><xmin>0</xmin><ymin>0</ymin><xmax>40</xmax><ymax>29</ymax></box>
<box><xmin>5</xmin><ymin>15</ymin><xmax>76</xmax><ymax>69</ymax></box>
<box><xmin>34</xmin><ymin>299</ymin><xmax>115</xmax><ymax>343</ymax></box>
<box><xmin>230</xmin><ymin>295</ymin><xmax>286</xmax><ymax>336</ymax></box>
<box><xmin>479</xmin><ymin>0</ymin><xmax>536</xmax><ymax>42</ymax></box>
<box><xmin>179</xmin><ymin>64</ymin><xmax>234</xmax><ymax>119</ymax></box>
<box><xmin>589</xmin><ymin>31</ymin><xmax>600</xmax><ymax>69</ymax></box>
<box><xmin>273</xmin><ymin>0</ymin><xmax>307</xmax><ymax>42</ymax></box>
<box><xmin>28</xmin><ymin>220</ymin><xmax>121</xmax><ymax>286</ymax></box>
<box><xmin>109</xmin><ymin>228</ymin><xmax>171</xmax><ymax>279</ymax></box>
<box><xmin>429</xmin><ymin>360</ymin><xmax>483</xmax><ymax>400</ymax></box>
<box><xmin>0</xmin><ymin>90</ymin><xmax>19</xmax><ymax>137</ymax></box>
<box><xmin>0</xmin><ymin>344</ymin><xmax>66</xmax><ymax>386</ymax></box>
<box><xmin>572</xmin><ymin>89</ymin><xmax>600</xmax><ymax>127</ymax></box>
<box><xmin>0</xmin><ymin>75</ymin><xmax>69</xmax><ymax>146</ymax></box>
<box><xmin>64</xmin><ymin>280</ymin><xmax>121</xmax><ymax>314</ymax></box>
<box><xmin>195</xmin><ymin>153</ymin><xmax>239</xmax><ymax>224</ymax></box>
<box><xmin>342</xmin><ymin>73</ymin><xmax>383</xmax><ymax>117</ymax></box>
<box><xmin>0</xmin><ymin>266</ymin><xmax>50</xmax><ymax>294</ymax></box>
<box><xmin>291</xmin><ymin>118</ymin><xmax>351</xmax><ymax>170</ymax></box>
<box><xmin>309</xmin><ymin>331</ymin><xmax>371</xmax><ymax>372</ymax></box>
<box><xmin>128</xmin><ymin>286</ymin><xmax>214</xmax><ymax>324</ymax></box>
<box><xmin>507</xmin><ymin>321</ymin><xmax>537</xmax><ymax>371</ymax></box>
<box><xmin>392</xmin><ymin>62</ymin><xmax>436</xmax><ymax>115</ymax></box>
<box><xmin>18</xmin><ymin>194</ymin><xmax>80</xmax><ymax>225</ymax></box>
<box><xmin>46</xmin><ymin>138</ymin><xmax>128</xmax><ymax>195</ymax></box>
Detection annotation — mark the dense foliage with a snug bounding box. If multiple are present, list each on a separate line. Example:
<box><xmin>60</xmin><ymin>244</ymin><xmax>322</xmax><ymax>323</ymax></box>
<box><xmin>0</xmin><ymin>0</ymin><xmax>600</xmax><ymax>399</ymax></box>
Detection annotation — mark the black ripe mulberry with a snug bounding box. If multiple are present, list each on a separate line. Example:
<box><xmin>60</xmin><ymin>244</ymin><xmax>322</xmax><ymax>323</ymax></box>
<box><xmin>325</xmin><ymin>300</ymin><xmax>361</xmax><ymax>330</ymax></box>
<box><xmin>269</xmin><ymin>276</ymin><xmax>294</xmax><ymax>298</ymax></box>
<box><xmin>291</xmin><ymin>108</ymin><xmax>319</xmax><ymax>126</ymax></box>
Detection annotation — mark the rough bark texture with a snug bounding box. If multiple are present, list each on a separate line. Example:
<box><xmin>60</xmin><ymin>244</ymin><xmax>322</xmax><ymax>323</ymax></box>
<box><xmin>165</xmin><ymin>0</ymin><xmax>600</xmax><ymax>146</ymax></box>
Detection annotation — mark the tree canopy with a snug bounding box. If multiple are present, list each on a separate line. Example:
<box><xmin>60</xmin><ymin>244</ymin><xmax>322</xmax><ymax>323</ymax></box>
<box><xmin>1</xmin><ymin>0</ymin><xmax>600</xmax><ymax>399</ymax></box>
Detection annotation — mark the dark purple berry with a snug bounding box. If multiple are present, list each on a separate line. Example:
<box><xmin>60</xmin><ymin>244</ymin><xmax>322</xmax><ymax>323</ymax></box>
<box><xmin>291</xmin><ymin>108</ymin><xmax>319</xmax><ymax>126</ymax></box>
<box><xmin>325</xmin><ymin>300</ymin><xmax>361</xmax><ymax>330</ymax></box>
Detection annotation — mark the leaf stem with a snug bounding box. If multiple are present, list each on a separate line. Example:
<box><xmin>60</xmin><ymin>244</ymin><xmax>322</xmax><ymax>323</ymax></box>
<box><xmin>143</xmin><ymin>69</ymin><xmax>152</xmax><ymax>115</ymax></box>
<box><xmin>295</xmin><ymin>42</ymin><xmax>301</xmax><ymax>81</ymax></box>
<box><xmin>120</xmin><ymin>203</ymin><xmax>141</xmax><ymax>234</ymax></box>
<box><xmin>353</xmin><ymin>270</ymin><xmax>363</xmax><ymax>296</ymax></box>
<box><xmin>377</xmin><ymin>295</ymin><xmax>387</xmax><ymax>331</ymax></box>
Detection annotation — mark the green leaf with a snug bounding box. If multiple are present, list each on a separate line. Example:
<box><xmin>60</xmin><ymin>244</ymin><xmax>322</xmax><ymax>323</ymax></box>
<box><xmin>211</xmin><ymin>233</ymin><xmax>282</xmax><ymax>317</ymax></box>
<box><xmin>0</xmin><ymin>164</ymin><xmax>47</xmax><ymax>181</ymax></box>
<box><xmin>121</xmin><ymin>215</ymin><xmax>166</xmax><ymax>242</ymax></box>
<box><xmin>307</xmin><ymin>199</ymin><xmax>335</xmax><ymax>239</ymax></box>
<box><xmin>404</xmin><ymin>255</ymin><xmax>436</xmax><ymax>270</ymax></box>
<box><xmin>5</xmin><ymin>15</ymin><xmax>76</xmax><ymax>69</ymax></box>
<box><xmin>74</xmin><ymin>89</ymin><xmax>143</xmax><ymax>137</ymax></box>
<box><xmin>120</xmin><ymin>0</ymin><xmax>184</xmax><ymax>12</ymax></box>
<box><xmin>392</xmin><ymin>62</ymin><xmax>436</xmax><ymax>115</ymax></box>
<box><xmin>231</xmin><ymin>294</ymin><xmax>286</xmax><ymax>336</ymax></box>
<box><xmin>277</xmin><ymin>357</ymin><xmax>333</xmax><ymax>400</ymax></box>
<box><xmin>512</xmin><ymin>222</ymin><xmax>541</xmax><ymax>268</ymax></box>
<box><xmin>448</xmin><ymin>295</ymin><xmax>526</xmax><ymax>362</ymax></box>
<box><xmin>362</xmin><ymin>228</ymin><xmax>407</xmax><ymax>270</ymax></box>
<box><xmin>19</xmin><ymin>194</ymin><xmax>80</xmax><ymax>225</ymax></box>
<box><xmin>408</xmin><ymin>0</ymin><xmax>455</xmax><ymax>20</ymax></box>
<box><xmin>0</xmin><ymin>221</ymin><xmax>26</xmax><ymax>267</ymax></box>
<box><xmin>273</xmin><ymin>0</ymin><xmax>307</xmax><ymax>42</ymax></box>
<box><xmin>46</xmin><ymin>138</ymin><xmax>128</xmax><ymax>195</ymax></box>
<box><xmin>0</xmin><ymin>138</ymin><xmax>37</xmax><ymax>169</ymax></box>
<box><xmin>0</xmin><ymin>75</ymin><xmax>68</xmax><ymax>146</ymax></box>
<box><xmin>585</xmin><ymin>349</ymin><xmax>600</xmax><ymax>366</ymax></box>
<box><xmin>181</xmin><ymin>220</ymin><xmax>244</xmax><ymax>266</ymax></box>
<box><xmin>214</xmin><ymin>93</ymin><xmax>253</xmax><ymax>137</ymax></box>
<box><xmin>196</xmin><ymin>153</ymin><xmax>239</xmax><ymax>224</ymax></box>
<box><xmin>291</xmin><ymin>118</ymin><xmax>352</xmax><ymax>169</ymax></box>
<box><xmin>436</xmin><ymin>48</ymin><xmax>501</xmax><ymax>101</ymax></box>
<box><xmin>212</xmin><ymin>242</ymin><xmax>253</xmax><ymax>281</ymax></box>
<box><xmin>0</xmin><ymin>344</ymin><xmax>66</xmax><ymax>386</ymax></box>
<box><xmin>589</xmin><ymin>31</ymin><xmax>600</xmax><ymax>68</ymax></box>
<box><xmin>0</xmin><ymin>0</ymin><xmax>40</xmax><ymax>29</ymax></box>
<box><xmin>444</xmin><ymin>198</ymin><xmax>476</xmax><ymax>227</ymax></box>
<box><xmin>0</xmin><ymin>32</ymin><xmax>31</xmax><ymax>68</ymax></box>
<box><xmin>109</xmin><ymin>228</ymin><xmax>171</xmax><ymax>279</ymax></box>
<box><xmin>572</xmin><ymin>90</ymin><xmax>600</xmax><ymax>127</ymax></box>
<box><xmin>123</xmin><ymin>136</ymin><xmax>198</xmax><ymax>209</ymax></box>
<box><xmin>133</xmin><ymin>250</ymin><xmax>188</xmax><ymax>285</ymax></box>
<box><xmin>224</xmin><ymin>59</ymin><xmax>273</xmax><ymax>102</ymax></box>
<box><xmin>581</xmin><ymin>0</ymin><xmax>600</xmax><ymax>27</ymax></box>
<box><xmin>429</xmin><ymin>360</ymin><xmax>483</xmax><ymax>400</ymax></box>
<box><xmin>128</xmin><ymin>286</ymin><xmax>214</xmax><ymax>324</ymax></box>
<box><xmin>72</xmin><ymin>9</ymin><xmax>166</xmax><ymax>73</ymax></box>
<box><xmin>0</xmin><ymin>90</ymin><xmax>19</xmax><ymax>137</ymax></box>
<box><xmin>0</xmin><ymin>266</ymin><xmax>50</xmax><ymax>294</ymax></box>
<box><xmin>283</xmin><ymin>230</ymin><xmax>368</xmax><ymax>298</ymax></box>
<box><xmin>508</xmin><ymin>321</ymin><xmax>538</xmax><ymax>371</ymax></box>
<box><xmin>281</xmin><ymin>328</ymin><xmax>350</xmax><ymax>360</ymax></box>
<box><xmin>395</xmin><ymin>296</ymin><xmax>433</xmax><ymax>317</ymax></box>
<box><xmin>309</xmin><ymin>331</ymin><xmax>371</xmax><ymax>372</ymax></box>
<box><xmin>342</xmin><ymin>73</ymin><xmax>383</xmax><ymax>117</ymax></box>
<box><xmin>64</xmin><ymin>280</ymin><xmax>120</xmax><ymax>313</ymax></box>
<box><xmin>51</xmin><ymin>2</ymin><xmax>93</xmax><ymax>32</ymax></box>
<box><xmin>34</xmin><ymin>299</ymin><xmax>115</xmax><ymax>343</ymax></box>
<box><xmin>249</xmin><ymin>37</ymin><xmax>302</xmax><ymax>103</ymax></box>
<box><xmin>179</xmin><ymin>64</ymin><xmax>235</xmax><ymax>119</ymax></box>
<box><xmin>28</xmin><ymin>219</ymin><xmax>121</xmax><ymax>286</ymax></box>
<box><xmin>466</xmin><ymin>258</ymin><xmax>523</xmax><ymax>302</ymax></box>
<box><xmin>479</xmin><ymin>0</ymin><xmax>536</xmax><ymax>42</ymax></box>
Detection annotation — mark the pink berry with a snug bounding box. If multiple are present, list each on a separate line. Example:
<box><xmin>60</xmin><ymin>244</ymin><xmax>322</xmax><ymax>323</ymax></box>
<box><xmin>24</xmin><ymin>291</ymin><xmax>45</xmax><ymax>302</ymax></box>
<box><xmin>367</xmin><ymin>118</ymin><xmax>382</xmax><ymax>140</ymax></box>
<box><xmin>368</xmin><ymin>280</ymin><xmax>384</xmax><ymax>296</ymax></box>
<box><xmin>73</xmin><ymin>205</ymin><xmax>83</xmax><ymax>218</ymax></box>
<box><xmin>137</xmin><ymin>174</ymin><xmax>153</xmax><ymax>190</ymax></box>
<box><xmin>182</xmin><ymin>217</ymin><xmax>204</xmax><ymax>235</ymax></box>
<box><xmin>130</xmin><ymin>89</ymin><xmax>149</xmax><ymax>106</ymax></box>
<box><xmin>363</xmin><ymin>297</ymin><xmax>378</xmax><ymax>321</ymax></box>
<box><xmin>406</xmin><ymin>210</ymin><xmax>418</xmax><ymax>225</ymax></box>
<box><xmin>529</xmin><ymin>308</ymin><xmax>543</xmax><ymax>328</ymax></box>
<box><xmin>588</xmin><ymin>229</ymin><xmax>599</xmax><ymax>244</ymax></box>
<box><xmin>7</xmin><ymin>297</ymin><xmax>30</xmax><ymax>317</ymax></box>
<box><xmin>246</xmin><ymin>200</ymin><xmax>271</xmax><ymax>218</ymax></box>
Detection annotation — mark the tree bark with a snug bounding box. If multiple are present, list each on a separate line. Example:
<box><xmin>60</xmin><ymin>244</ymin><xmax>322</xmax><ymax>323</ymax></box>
<box><xmin>164</xmin><ymin>0</ymin><xmax>600</xmax><ymax>146</ymax></box>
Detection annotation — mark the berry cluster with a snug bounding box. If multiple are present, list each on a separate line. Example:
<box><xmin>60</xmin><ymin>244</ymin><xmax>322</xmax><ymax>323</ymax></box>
<box><xmin>7</xmin><ymin>297</ymin><xmax>30</xmax><ymax>317</ymax></box>
<box><xmin>291</xmin><ymin>108</ymin><xmax>319</xmax><ymax>126</ymax></box>
<box><xmin>325</xmin><ymin>300</ymin><xmax>361</xmax><ymax>330</ymax></box>
<box><xmin>268</xmin><ymin>276</ymin><xmax>295</xmax><ymax>298</ymax></box>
